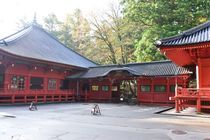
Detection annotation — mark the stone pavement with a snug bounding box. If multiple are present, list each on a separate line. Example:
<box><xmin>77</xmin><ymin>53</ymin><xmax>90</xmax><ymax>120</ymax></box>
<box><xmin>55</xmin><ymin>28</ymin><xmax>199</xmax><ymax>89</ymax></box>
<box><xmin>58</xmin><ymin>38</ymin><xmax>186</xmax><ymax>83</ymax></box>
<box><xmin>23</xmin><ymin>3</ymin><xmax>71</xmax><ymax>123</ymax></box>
<box><xmin>0</xmin><ymin>103</ymin><xmax>210</xmax><ymax>140</ymax></box>
<box><xmin>161</xmin><ymin>107</ymin><xmax>210</xmax><ymax>118</ymax></box>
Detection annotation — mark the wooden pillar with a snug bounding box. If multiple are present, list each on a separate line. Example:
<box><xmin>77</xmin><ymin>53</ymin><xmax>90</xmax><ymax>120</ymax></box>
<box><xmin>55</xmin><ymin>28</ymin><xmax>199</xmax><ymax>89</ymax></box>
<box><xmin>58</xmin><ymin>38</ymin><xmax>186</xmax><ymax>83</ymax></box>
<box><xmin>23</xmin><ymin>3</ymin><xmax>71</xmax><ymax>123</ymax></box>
<box><xmin>109</xmin><ymin>78</ymin><xmax>113</xmax><ymax>102</ymax></box>
<box><xmin>87</xmin><ymin>79</ymin><xmax>92</xmax><ymax>102</ymax></box>
<box><xmin>44</xmin><ymin>76</ymin><xmax>48</xmax><ymax>92</ymax></box>
<box><xmin>183</xmin><ymin>77</ymin><xmax>187</xmax><ymax>88</ymax></box>
<box><xmin>197</xmin><ymin>58</ymin><xmax>202</xmax><ymax>88</ymax></box>
<box><xmin>85</xmin><ymin>89</ymin><xmax>88</xmax><ymax>102</ymax></box>
<box><xmin>136</xmin><ymin>78</ymin><xmax>140</xmax><ymax>104</ymax></box>
<box><xmin>151</xmin><ymin>78</ymin><xmax>154</xmax><ymax>103</ymax></box>
<box><xmin>197</xmin><ymin>97</ymin><xmax>201</xmax><ymax>113</ymax></box>
<box><xmin>24</xmin><ymin>95</ymin><xmax>27</xmax><ymax>103</ymax></box>
<box><xmin>57</xmin><ymin>79</ymin><xmax>60</xmax><ymax>92</ymax></box>
<box><xmin>76</xmin><ymin>80</ymin><xmax>79</xmax><ymax>97</ymax></box>
<box><xmin>175</xmin><ymin>98</ymin><xmax>180</xmax><ymax>113</ymax></box>
<box><xmin>166</xmin><ymin>78</ymin><xmax>170</xmax><ymax>104</ymax></box>
<box><xmin>44</xmin><ymin>95</ymin><xmax>46</xmax><ymax>103</ymax></box>
<box><xmin>4</xmin><ymin>72</ymin><xmax>11</xmax><ymax>92</ymax></box>
<box><xmin>28</xmin><ymin>75</ymin><xmax>31</xmax><ymax>91</ymax></box>
<box><xmin>12</xmin><ymin>94</ymin><xmax>15</xmax><ymax>104</ymax></box>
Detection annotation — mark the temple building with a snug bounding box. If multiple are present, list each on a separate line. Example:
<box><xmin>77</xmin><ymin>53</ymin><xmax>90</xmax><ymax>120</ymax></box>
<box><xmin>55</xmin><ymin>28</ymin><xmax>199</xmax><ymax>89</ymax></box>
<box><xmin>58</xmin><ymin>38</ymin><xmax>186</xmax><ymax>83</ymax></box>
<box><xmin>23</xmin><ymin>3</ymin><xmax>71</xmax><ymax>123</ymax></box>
<box><xmin>0</xmin><ymin>23</ymin><xmax>191</xmax><ymax>105</ymax></box>
<box><xmin>156</xmin><ymin>20</ymin><xmax>210</xmax><ymax>112</ymax></box>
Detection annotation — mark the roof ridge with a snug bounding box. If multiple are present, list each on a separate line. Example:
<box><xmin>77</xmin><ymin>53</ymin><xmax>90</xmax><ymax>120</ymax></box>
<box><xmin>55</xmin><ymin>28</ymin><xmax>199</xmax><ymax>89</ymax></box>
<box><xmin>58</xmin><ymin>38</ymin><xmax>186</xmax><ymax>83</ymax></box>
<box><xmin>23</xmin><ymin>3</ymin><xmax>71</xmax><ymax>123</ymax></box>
<box><xmin>0</xmin><ymin>25</ymin><xmax>32</xmax><ymax>43</ymax></box>
<box><xmin>183</xmin><ymin>20</ymin><xmax>210</xmax><ymax>35</ymax></box>
<box><xmin>89</xmin><ymin>60</ymin><xmax>171</xmax><ymax>68</ymax></box>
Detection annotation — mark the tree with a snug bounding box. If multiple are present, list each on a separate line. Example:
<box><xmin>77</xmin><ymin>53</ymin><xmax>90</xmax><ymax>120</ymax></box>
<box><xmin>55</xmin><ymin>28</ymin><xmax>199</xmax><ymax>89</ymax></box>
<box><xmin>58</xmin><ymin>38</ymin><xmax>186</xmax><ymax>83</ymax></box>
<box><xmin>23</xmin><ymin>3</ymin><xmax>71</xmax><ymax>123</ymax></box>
<box><xmin>17</xmin><ymin>17</ymin><xmax>31</xmax><ymax>28</ymax></box>
<box><xmin>121</xmin><ymin>0</ymin><xmax>210</xmax><ymax>62</ymax></box>
<box><xmin>43</xmin><ymin>13</ymin><xmax>61</xmax><ymax>36</ymax></box>
<box><xmin>43</xmin><ymin>13</ymin><xmax>75</xmax><ymax>48</ymax></box>
<box><xmin>91</xmin><ymin>4</ymin><xmax>136</xmax><ymax>64</ymax></box>
<box><xmin>67</xmin><ymin>9</ymin><xmax>92</xmax><ymax>53</ymax></box>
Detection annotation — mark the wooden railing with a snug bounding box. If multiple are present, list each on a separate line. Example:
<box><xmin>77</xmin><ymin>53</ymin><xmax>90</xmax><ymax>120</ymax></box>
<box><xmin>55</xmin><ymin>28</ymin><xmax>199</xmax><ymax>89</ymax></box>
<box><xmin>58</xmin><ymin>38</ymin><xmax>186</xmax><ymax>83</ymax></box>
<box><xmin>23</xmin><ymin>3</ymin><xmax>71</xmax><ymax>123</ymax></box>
<box><xmin>174</xmin><ymin>88</ymin><xmax>210</xmax><ymax>113</ymax></box>
<box><xmin>177</xmin><ymin>88</ymin><xmax>210</xmax><ymax>96</ymax></box>
<box><xmin>0</xmin><ymin>89</ymin><xmax>76</xmax><ymax>104</ymax></box>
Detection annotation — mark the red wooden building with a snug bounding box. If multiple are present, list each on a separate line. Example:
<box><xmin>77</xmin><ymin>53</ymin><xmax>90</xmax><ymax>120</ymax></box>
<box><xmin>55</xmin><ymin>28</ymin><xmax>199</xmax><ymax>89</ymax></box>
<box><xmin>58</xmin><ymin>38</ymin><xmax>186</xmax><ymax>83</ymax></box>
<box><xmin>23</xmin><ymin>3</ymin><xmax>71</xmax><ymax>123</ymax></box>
<box><xmin>69</xmin><ymin>61</ymin><xmax>191</xmax><ymax>104</ymax></box>
<box><xmin>0</xmin><ymin>24</ymin><xmax>97</xmax><ymax>104</ymax></box>
<box><xmin>0</xmin><ymin>23</ymin><xmax>191</xmax><ymax>105</ymax></box>
<box><xmin>156</xmin><ymin>21</ymin><xmax>210</xmax><ymax>112</ymax></box>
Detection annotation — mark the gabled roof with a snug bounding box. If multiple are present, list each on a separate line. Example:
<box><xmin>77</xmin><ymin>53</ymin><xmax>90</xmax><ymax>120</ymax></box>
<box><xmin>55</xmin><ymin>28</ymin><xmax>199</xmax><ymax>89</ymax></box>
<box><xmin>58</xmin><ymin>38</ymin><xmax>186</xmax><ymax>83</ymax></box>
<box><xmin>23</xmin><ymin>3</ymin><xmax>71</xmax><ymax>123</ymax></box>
<box><xmin>0</xmin><ymin>24</ymin><xmax>97</xmax><ymax>68</ymax></box>
<box><xmin>68</xmin><ymin>60</ymin><xmax>192</xmax><ymax>79</ymax></box>
<box><xmin>156</xmin><ymin>21</ymin><xmax>210</xmax><ymax>47</ymax></box>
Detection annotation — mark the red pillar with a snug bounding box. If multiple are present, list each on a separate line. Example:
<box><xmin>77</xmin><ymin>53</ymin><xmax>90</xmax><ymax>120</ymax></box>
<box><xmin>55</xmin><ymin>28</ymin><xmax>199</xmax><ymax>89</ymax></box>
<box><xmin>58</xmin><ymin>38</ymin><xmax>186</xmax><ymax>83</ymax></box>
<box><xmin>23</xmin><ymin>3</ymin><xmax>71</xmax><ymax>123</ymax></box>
<box><xmin>44</xmin><ymin>76</ymin><xmax>48</xmax><ymax>93</ymax></box>
<box><xmin>136</xmin><ymin>78</ymin><xmax>140</xmax><ymax>104</ymax></box>
<box><xmin>166</xmin><ymin>78</ymin><xmax>170</xmax><ymax>104</ymax></box>
<box><xmin>12</xmin><ymin>94</ymin><xmax>15</xmax><ymax>104</ymax></box>
<box><xmin>151</xmin><ymin>78</ymin><xmax>154</xmax><ymax>103</ymax></box>
<box><xmin>175</xmin><ymin>98</ymin><xmax>180</xmax><ymax>113</ymax></box>
<box><xmin>4</xmin><ymin>72</ymin><xmax>10</xmax><ymax>92</ymax></box>
<box><xmin>27</xmin><ymin>75</ymin><xmax>31</xmax><ymax>92</ymax></box>
<box><xmin>197</xmin><ymin>97</ymin><xmax>201</xmax><ymax>113</ymax></box>
<box><xmin>109</xmin><ymin>78</ymin><xmax>113</xmax><ymax>102</ymax></box>
<box><xmin>197</xmin><ymin>58</ymin><xmax>201</xmax><ymax>88</ymax></box>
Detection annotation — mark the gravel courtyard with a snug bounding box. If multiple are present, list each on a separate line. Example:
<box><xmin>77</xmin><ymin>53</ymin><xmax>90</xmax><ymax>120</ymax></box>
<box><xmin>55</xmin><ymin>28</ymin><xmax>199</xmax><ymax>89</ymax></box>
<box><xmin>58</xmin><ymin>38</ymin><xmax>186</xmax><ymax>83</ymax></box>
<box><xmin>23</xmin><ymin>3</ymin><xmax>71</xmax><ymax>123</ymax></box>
<box><xmin>0</xmin><ymin>103</ymin><xmax>210</xmax><ymax>140</ymax></box>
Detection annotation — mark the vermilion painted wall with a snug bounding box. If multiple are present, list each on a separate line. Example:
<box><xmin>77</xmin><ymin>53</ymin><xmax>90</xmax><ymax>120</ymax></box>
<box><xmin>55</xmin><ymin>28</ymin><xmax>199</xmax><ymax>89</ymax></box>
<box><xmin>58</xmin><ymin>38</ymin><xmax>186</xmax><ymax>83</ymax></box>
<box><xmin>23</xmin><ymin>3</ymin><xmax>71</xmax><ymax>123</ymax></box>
<box><xmin>82</xmin><ymin>76</ymin><xmax>188</xmax><ymax>104</ymax></box>
<box><xmin>4</xmin><ymin>63</ymin><xmax>67</xmax><ymax>92</ymax></box>
<box><xmin>199</xmin><ymin>58</ymin><xmax>210</xmax><ymax>88</ymax></box>
<box><xmin>137</xmin><ymin>77</ymin><xmax>187</xmax><ymax>104</ymax></box>
<box><xmin>86</xmin><ymin>79</ymin><xmax>112</xmax><ymax>101</ymax></box>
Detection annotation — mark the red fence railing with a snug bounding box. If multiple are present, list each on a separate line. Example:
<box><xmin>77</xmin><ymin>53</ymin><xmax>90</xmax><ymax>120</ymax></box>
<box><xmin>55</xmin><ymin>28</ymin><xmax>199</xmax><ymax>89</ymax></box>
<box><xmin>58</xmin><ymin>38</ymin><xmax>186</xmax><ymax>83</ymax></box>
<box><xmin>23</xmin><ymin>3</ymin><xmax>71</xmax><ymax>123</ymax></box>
<box><xmin>174</xmin><ymin>87</ymin><xmax>210</xmax><ymax>113</ymax></box>
<box><xmin>0</xmin><ymin>89</ymin><xmax>76</xmax><ymax>104</ymax></box>
<box><xmin>177</xmin><ymin>88</ymin><xmax>210</xmax><ymax>96</ymax></box>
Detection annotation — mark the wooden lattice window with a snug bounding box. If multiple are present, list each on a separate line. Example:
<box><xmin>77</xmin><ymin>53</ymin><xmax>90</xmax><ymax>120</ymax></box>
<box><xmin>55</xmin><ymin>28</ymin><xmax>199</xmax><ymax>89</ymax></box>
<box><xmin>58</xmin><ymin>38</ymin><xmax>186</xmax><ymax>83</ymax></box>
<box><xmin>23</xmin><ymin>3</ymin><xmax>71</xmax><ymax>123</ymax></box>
<box><xmin>30</xmin><ymin>77</ymin><xmax>43</xmax><ymax>89</ymax></box>
<box><xmin>154</xmin><ymin>85</ymin><xmax>166</xmax><ymax>92</ymax></box>
<box><xmin>170</xmin><ymin>85</ymin><xmax>175</xmax><ymax>93</ymax></box>
<box><xmin>102</xmin><ymin>85</ymin><xmax>109</xmax><ymax>91</ymax></box>
<box><xmin>140</xmin><ymin>85</ymin><xmax>151</xmax><ymax>92</ymax></box>
<box><xmin>48</xmin><ymin>79</ymin><xmax>57</xmax><ymax>90</ymax></box>
<box><xmin>92</xmin><ymin>85</ymin><xmax>99</xmax><ymax>91</ymax></box>
<box><xmin>11</xmin><ymin>75</ymin><xmax>25</xmax><ymax>90</ymax></box>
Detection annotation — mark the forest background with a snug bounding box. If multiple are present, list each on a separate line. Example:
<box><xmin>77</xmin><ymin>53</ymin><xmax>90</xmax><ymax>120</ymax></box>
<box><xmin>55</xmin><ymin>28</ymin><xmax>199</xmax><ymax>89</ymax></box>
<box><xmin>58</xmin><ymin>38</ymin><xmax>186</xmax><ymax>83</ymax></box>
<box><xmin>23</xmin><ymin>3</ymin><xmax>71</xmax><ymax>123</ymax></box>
<box><xmin>20</xmin><ymin>0</ymin><xmax>210</xmax><ymax>65</ymax></box>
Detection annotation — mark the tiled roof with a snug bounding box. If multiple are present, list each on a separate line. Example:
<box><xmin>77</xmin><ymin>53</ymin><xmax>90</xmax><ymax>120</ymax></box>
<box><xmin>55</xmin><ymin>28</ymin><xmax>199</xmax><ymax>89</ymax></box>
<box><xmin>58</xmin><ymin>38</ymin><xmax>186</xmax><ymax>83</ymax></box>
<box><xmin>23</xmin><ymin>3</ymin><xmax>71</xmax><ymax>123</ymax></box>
<box><xmin>68</xmin><ymin>60</ymin><xmax>192</xmax><ymax>79</ymax></box>
<box><xmin>0</xmin><ymin>24</ymin><xmax>97</xmax><ymax>68</ymax></box>
<box><xmin>156</xmin><ymin>21</ymin><xmax>210</xmax><ymax>47</ymax></box>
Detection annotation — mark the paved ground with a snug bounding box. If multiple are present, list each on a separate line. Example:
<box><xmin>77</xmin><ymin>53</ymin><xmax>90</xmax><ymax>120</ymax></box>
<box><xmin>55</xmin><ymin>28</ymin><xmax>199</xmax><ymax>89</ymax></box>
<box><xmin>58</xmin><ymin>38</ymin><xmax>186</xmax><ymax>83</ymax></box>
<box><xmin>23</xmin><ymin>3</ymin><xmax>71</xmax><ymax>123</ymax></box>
<box><xmin>0</xmin><ymin>103</ymin><xmax>210</xmax><ymax>140</ymax></box>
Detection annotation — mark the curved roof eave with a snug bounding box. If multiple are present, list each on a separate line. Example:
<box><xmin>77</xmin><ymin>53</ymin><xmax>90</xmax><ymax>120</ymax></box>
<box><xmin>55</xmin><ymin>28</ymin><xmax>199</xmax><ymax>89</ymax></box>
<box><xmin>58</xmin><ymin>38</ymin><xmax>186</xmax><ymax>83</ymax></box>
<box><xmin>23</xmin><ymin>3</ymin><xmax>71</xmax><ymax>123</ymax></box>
<box><xmin>156</xmin><ymin>20</ymin><xmax>210</xmax><ymax>47</ymax></box>
<box><xmin>0</xmin><ymin>24</ymin><xmax>97</xmax><ymax>68</ymax></box>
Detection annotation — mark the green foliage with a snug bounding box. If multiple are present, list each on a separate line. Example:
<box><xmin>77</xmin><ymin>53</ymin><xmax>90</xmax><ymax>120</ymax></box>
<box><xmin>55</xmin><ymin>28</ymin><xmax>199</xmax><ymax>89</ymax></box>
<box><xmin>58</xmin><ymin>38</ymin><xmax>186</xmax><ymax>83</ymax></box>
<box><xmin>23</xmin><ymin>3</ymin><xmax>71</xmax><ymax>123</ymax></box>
<box><xmin>91</xmin><ymin>5</ymin><xmax>136</xmax><ymax>64</ymax></box>
<box><xmin>121</xmin><ymin>0</ymin><xmax>210</xmax><ymax>62</ymax></box>
<box><xmin>134</xmin><ymin>28</ymin><xmax>165</xmax><ymax>62</ymax></box>
<box><xmin>17</xmin><ymin>1</ymin><xmax>210</xmax><ymax>64</ymax></box>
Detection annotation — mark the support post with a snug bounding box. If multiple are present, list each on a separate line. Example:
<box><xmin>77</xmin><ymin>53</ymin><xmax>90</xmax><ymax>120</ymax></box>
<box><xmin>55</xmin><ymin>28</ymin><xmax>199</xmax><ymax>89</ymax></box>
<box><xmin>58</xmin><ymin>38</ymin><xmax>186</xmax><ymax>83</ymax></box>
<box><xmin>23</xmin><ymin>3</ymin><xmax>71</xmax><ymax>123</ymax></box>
<box><xmin>166</xmin><ymin>78</ymin><xmax>170</xmax><ymax>104</ymax></box>
<box><xmin>108</xmin><ymin>78</ymin><xmax>113</xmax><ymax>103</ymax></box>
<box><xmin>175</xmin><ymin>98</ymin><xmax>180</xmax><ymax>113</ymax></box>
<box><xmin>151</xmin><ymin>78</ymin><xmax>154</xmax><ymax>103</ymax></box>
<box><xmin>197</xmin><ymin>97</ymin><xmax>201</xmax><ymax>113</ymax></box>
<box><xmin>76</xmin><ymin>80</ymin><xmax>79</xmax><ymax>100</ymax></box>
<box><xmin>196</xmin><ymin>65</ymin><xmax>199</xmax><ymax>89</ymax></box>
<box><xmin>85</xmin><ymin>89</ymin><xmax>88</xmax><ymax>102</ymax></box>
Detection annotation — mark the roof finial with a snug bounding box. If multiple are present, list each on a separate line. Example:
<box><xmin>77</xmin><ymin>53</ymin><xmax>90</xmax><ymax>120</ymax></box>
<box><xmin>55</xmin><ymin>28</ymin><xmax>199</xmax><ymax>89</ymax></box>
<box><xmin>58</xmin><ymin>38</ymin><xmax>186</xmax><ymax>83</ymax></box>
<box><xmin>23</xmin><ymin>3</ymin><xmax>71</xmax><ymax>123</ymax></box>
<box><xmin>33</xmin><ymin>12</ymin><xmax>37</xmax><ymax>25</ymax></box>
